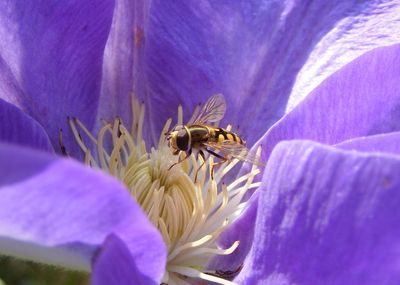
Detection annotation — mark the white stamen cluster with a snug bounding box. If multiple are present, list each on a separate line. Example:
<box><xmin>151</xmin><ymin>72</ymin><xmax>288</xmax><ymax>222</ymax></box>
<box><xmin>68</xmin><ymin>94</ymin><xmax>261</xmax><ymax>285</ymax></box>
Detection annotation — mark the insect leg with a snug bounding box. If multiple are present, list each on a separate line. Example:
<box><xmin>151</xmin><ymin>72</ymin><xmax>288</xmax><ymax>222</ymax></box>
<box><xmin>168</xmin><ymin>148</ymin><xmax>192</xmax><ymax>170</ymax></box>
<box><xmin>194</xmin><ymin>150</ymin><xmax>206</xmax><ymax>182</ymax></box>
<box><xmin>205</xmin><ymin>148</ymin><xmax>228</xmax><ymax>180</ymax></box>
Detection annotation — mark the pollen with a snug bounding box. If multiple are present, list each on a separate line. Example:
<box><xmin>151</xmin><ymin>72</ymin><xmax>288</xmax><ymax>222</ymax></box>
<box><xmin>68</xmin><ymin>94</ymin><xmax>261</xmax><ymax>285</ymax></box>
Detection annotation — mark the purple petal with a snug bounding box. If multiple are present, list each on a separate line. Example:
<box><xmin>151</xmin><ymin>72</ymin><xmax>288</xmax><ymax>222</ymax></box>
<box><xmin>96</xmin><ymin>0</ymin><xmax>148</xmax><ymax>129</ymax></box>
<box><xmin>257</xmin><ymin>44</ymin><xmax>400</xmax><ymax>162</ymax></box>
<box><xmin>139</xmin><ymin>1</ymin><xmax>400</xmax><ymax>145</ymax></box>
<box><xmin>0</xmin><ymin>53</ymin><xmax>24</xmax><ymax>106</ymax></box>
<box><xmin>236</xmin><ymin>140</ymin><xmax>400</xmax><ymax>285</ymax></box>
<box><xmin>336</xmin><ymin>131</ymin><xmax>400</xmax><ymax>156</ymax></box>
<box><xmin>0</xmin><ymin>98</ymin><xmax>53</xmax><ymax>152</ymax></box>
<box><xmin>92</xmin><ymin>234</ymin><xmax>157</xmax><ymax>285</ymax></box>
<box><xmin>289</xmin><ymin>2</ymin><xmax>400</xmax><ymax>112</ymax></box>
<box><xmin>0</xmin><ymin>143</ymin><xmax>166</xmax><ymax>281</ymax></box>
<box><xmin>0</xmin><ymin>1</ymin><xmax>114</xmax><ymax>156</ymax></box>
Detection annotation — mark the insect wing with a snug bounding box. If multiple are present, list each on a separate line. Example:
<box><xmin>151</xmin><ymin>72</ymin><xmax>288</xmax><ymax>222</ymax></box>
<box><xmin>205</xmin><ymin>140</ymin><xmax>263</xmax><ymax>166</ymax></box>
<box><xmin>189</xmin><ymin>94</ymin><xmax>226</xmax><ymax>125</ymax></box>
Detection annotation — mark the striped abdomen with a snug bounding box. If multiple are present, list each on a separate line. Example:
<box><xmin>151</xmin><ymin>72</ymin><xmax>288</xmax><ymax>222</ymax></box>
<box><xmin>211</xmin><ymin>127</ymin><xmax>245</xmax><ymax>145</ymax></box>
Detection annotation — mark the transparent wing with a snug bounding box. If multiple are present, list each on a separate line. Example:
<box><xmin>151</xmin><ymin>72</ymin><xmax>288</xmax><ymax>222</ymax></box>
<box><xmin>188</xmin><ymin>94</ymin><xmax>226</xmax><ymax>125</ymax></box>
<box><xmin>204</xmin><ymin>140</ymin><xmax>264</xmax><ymax>166</ymax></box>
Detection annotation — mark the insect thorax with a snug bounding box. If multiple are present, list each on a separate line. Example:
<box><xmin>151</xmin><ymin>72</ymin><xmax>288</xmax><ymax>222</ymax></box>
<box><xmin>188</xmin><ymin>125</ymin><xmax>210</xmax><ymax>146</ymax></box>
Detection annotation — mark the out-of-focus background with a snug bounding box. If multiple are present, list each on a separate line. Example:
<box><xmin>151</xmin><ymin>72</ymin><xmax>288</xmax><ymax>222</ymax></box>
<box><xmin>0</xmin><ymin>257</ymin><xmax>88</xmax><ymax>285</ymax></box>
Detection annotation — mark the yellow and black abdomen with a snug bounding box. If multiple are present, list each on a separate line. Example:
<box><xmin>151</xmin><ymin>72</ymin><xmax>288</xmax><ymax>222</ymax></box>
<box><xmin>211</xmin><ymin>127</ymin><xmax>245</xmax><ymax>145</ymax></box>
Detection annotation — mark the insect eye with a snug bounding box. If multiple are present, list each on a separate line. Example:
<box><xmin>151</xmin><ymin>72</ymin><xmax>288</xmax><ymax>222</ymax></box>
<box><xmin>176</xmin><ymin>128</ymin><xmax>189</xmax><ymax>151</ymax></box>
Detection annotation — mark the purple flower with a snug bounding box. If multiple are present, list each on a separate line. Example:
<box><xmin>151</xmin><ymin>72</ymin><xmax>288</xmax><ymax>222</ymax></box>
<box><xmin>1</xmin><ymin>1</ymin><xmax>400</xmax><ymax>285</ymax></box>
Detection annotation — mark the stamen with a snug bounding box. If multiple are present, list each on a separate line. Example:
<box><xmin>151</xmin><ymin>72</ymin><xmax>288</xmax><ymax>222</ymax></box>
<box><xmin>68</xmin><ymin>118</ymin><xmax>87</xmax><ymax>152</ymax></box>
<box><xmin>159</xmin><ymin>118</ymin><xmax>172</xmax><ymax>149</ymax></box>
<box><xmin>58</xmin><ymin>129</ymin><xmax>68</xmax><ymax>156</ymax></box>
<box><xmin>97</xmin><ymin>124</ymin><xmax>112</xmax><ymax>169</ymax></box>
<box><xmin>68</xmin><ymin>93</ymin><xmax>261</xmax><ymax>285</ymax></box>
<box><xmin>178</xmin><ymin>105</ymin><xmax>183</xmax><ymax>125</ymax></box>
<box><xmin>72</xmin><ymin>118</ymin><xmax>98</xmax><ymax>145</ymax></box>
<box><xmin>137</xmin><ymin>103</ymin><xmax>145</xmax><ymax>145</ymax></box>
<box><xmin>173</xmin><ymin>241</ymin><xmax>240</xmax><ymax>263</ymax></box>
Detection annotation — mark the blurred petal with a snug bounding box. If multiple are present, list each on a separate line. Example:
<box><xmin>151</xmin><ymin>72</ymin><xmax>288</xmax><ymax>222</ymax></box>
<box><xmin>0</xmin><ymin>0</ymin><xmax>114</xmax><ymax>156</ymax></box>
<box><xmin>0</xmin><ymin>143</ymin><xmax>166</xmax><ymax>281</ymax></box>
<box><xmin>139</xmin><ymin>1</ymin><xmax>400</xmax><ymax>145</ymax></box>
<box><xmin>237</xmin><ymin>140</ymin><xmax>400</xmax><ymax>285</ymax></box>
<box><xmin>289</xmin><ymin>2</ymin><xmax>400</xmax><ymax>112</ymax></box>
<box><xmin>97</xmin><ymin>0</ymin><xmax>148</xmax><ymax>129</ymax></box>
<box><xmin>92</xmin><ymin>234</ymin><xmax>157</xmax><ymax>285</ymax></box>
<box><xmin>337</xmin><ymin>131</ymin><xmax>400</xmax><ymax>156</ymax></box>
<box><xmin>0</xmin><ymin>98</ymin><xmax>53</xmax><ymax>152</ymax></box>
<box><xmin>257</xmin><ymin>44</ymin><xmax>400</xmax><ymax>161</ymax></box>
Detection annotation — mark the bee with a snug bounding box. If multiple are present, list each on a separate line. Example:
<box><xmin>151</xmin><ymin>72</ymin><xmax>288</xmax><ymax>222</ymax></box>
<box><xmin>165</xmin><ymin>94</ymin><xmax>261</xmax><ymax>179</ymax></box>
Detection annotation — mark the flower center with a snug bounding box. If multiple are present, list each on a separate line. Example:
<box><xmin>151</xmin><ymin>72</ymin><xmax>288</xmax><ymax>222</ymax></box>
<box><xmin>67</xmin><ymin>94</ymin><xmax>261</xmax><ymax>285</ymax></box>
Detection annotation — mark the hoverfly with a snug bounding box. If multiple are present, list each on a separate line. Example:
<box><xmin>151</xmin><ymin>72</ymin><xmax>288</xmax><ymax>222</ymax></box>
<box><xmin>165</xmin><ymin>94</ymin><xmax>262</xmax><ymax>180</ymax></box>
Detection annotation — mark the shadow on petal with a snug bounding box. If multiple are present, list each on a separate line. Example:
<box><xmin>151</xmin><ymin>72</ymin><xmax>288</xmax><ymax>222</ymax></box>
<box><xmin>0</xmin><ymin>98</ymin><xmax>53</xmax><ymax>152</ymax></box>
<box><xmin>92</xmin><ymin>234</ymin><xmax>158</xmax><ymax>285</ymax></box>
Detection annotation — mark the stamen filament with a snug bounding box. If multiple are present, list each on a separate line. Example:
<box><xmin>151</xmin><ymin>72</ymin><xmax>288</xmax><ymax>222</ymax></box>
<box><xmin>173</xmin><ymin>241</ymin><xmax>240</xmax><ymax>264</ymax></box>
<box><xmin>178</xmin><ymin>105</ymin><xmax>183</xmax><ymax>125</ymax></box>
